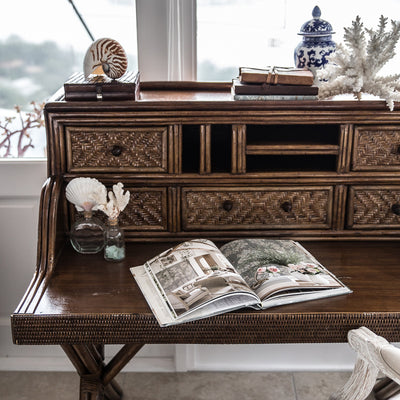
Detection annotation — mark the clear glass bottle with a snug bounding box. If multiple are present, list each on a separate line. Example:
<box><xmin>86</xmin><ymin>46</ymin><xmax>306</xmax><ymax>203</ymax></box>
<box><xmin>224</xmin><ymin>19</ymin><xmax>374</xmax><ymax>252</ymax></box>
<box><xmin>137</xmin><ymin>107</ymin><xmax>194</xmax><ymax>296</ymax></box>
<box><xmin>70</xmin><ymin>210</ymin><xmax>105</xmax><ymax>254</ymax></box>
<box><xmin>104</xmin><ymin>218</ymin><xmax>126</xmax><ymax>262</ymax></box>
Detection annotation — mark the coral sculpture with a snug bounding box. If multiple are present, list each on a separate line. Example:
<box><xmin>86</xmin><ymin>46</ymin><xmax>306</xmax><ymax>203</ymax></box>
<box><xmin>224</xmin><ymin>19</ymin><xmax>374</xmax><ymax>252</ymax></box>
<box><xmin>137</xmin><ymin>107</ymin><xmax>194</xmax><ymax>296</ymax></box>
<box><xmin>97</xmin><ymin>182</ymin><xmax>130</xmax><ymax>220</ymax></box>
<box><xmin>317</xmin><ymin>15</ymin><xmax>400</xmax><ymax>110</ymax></box>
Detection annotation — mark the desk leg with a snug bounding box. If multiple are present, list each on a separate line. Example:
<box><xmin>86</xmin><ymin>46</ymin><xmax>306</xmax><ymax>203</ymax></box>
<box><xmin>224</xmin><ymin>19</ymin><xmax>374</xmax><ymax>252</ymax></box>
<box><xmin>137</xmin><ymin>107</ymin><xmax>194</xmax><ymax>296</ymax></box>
<box><xmin>373</xmin><ymin>378</ymin><xmax>400</xmax><ymax>400</ymax></box>
<box><xmin>61</xmin><ymin>343</ymin><xmax>144</xmax><ymax>400</ymax></box>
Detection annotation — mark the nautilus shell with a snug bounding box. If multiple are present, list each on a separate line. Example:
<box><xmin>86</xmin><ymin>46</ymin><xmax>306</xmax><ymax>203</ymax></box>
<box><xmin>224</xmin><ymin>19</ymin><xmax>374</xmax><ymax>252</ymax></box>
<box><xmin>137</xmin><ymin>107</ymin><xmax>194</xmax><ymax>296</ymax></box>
<box><xmin>66</xmin><ymin>177</ymin><xmax>107</xmax><ymax>212</ymax></box>
<box><xmin>83</xmin><ymin>38</ymin><xmax>128</xmax><ymax>79</ymax></box>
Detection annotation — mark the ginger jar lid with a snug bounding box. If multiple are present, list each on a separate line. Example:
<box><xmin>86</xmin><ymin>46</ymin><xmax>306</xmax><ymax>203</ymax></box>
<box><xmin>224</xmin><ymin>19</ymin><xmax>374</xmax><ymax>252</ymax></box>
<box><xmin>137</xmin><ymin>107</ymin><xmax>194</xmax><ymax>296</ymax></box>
<box><xmin>298</xmin><ymin>6</ymin><xmax>335</xmax><ymax>37</ymax></box>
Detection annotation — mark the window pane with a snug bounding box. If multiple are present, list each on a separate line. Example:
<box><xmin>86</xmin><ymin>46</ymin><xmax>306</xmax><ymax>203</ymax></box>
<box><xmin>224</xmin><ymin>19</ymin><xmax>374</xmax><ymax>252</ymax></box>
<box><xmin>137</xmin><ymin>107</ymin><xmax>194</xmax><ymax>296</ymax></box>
<box><xmin>197</xmin><ymin>0</ymin><xmax>400</xmax><ymax>81</ymax></box>
<box><xmin>0</xmin><ymin>0</ymin><xmax>137</xmax><ymax>158</ymax></box>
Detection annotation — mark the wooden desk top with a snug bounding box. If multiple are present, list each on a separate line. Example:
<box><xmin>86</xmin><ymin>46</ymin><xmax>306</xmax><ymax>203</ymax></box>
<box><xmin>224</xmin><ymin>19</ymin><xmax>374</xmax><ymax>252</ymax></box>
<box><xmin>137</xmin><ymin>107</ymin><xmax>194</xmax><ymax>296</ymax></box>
<box><xmin>11</xmin><ymin>240</ymin><xmax>400</xmax><ymax>345</ymax></box>
<box><xmin>46</xmin><ymin>81</ymin><xmax>396</xmax><ymax>113</ymax></box>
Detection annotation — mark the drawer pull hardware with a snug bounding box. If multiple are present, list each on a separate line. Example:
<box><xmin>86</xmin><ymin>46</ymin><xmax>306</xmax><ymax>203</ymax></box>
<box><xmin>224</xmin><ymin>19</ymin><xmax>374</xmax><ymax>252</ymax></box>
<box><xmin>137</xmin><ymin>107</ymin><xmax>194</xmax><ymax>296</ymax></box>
<box><xmin>281</xmin><ymin>201</ymin><xmax>292</xmax><ymax>213</ymax></box>
<box><xmin>391</xmin><ymin>145</ymin><xmax>400</xmax><ymax>155</ymax></box>
<box><xmin>111</xmin><ymin>145</ymin><xmax>123</xmax><ymax>157</ymax></box>
<box><xmin>222</xmin><ymin>200</ymin><xmax>233</xmax><ymax>212</ymax></box>
<box><xmin>391</xmin><ymin>204</ymin><xmax>400</xmax><ymax>215</ymax></box>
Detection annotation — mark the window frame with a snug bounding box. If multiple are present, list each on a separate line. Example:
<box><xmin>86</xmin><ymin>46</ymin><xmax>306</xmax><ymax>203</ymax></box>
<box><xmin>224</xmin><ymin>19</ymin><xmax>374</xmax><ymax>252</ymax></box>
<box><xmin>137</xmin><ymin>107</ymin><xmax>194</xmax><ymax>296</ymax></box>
<box><xmin>136</xmin><ymin>0</ymin><xmax>196</xmax><ymax>81</ymax></box>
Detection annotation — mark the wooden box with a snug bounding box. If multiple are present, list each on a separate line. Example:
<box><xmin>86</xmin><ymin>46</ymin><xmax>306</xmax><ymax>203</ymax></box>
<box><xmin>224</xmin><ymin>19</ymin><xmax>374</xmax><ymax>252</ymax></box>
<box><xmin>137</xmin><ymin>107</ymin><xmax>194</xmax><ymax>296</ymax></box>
<box><xmin>64</xmin><ymin>71</ymin><xmax>140</xmax><ymax>101</ymax></box>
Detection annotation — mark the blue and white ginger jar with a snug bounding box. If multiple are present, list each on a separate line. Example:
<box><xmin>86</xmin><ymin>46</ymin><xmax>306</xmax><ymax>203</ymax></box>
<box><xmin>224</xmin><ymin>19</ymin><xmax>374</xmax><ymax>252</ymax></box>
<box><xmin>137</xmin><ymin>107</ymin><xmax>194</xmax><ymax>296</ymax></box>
<box><xmin>294</xmin><ymin>6</ymin><xmax>336</xmax><ymax>82</ymax></box>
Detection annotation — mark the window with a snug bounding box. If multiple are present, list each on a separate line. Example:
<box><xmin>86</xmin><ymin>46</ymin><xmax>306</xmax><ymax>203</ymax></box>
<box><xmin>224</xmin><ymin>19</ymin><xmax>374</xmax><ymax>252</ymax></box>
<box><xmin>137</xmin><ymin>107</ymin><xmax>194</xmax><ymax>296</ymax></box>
<box><xmin>197</xmin><ymin>0</ymin><xmax>400</xmax><ymax>80</ymax></box>
<box><xmin>3</xmin><ymin>0</ymin><xmax>400</xmax><ymax>157</ymax></box>
<box><xmin>0</xmin><ymin>0</ymin><xmax>137</xmax><ymax>158</ymax></box>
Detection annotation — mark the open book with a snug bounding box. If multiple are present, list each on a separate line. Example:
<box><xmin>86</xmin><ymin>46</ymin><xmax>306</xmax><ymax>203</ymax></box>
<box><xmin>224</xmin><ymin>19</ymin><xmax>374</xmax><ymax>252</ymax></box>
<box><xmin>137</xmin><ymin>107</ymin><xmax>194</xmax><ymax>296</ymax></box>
<box><xmin>130</xmin><ymin>239</ymin><xmax>352</xmax><ymax>326</ymax></box>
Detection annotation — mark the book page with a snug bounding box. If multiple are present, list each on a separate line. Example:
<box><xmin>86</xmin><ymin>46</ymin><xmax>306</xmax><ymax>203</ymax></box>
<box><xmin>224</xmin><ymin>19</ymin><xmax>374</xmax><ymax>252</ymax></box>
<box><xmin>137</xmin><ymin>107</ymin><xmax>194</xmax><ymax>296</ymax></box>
<box><xmin>131</xmin><ymin>239</ymin><xmax>256</xmax><ymax>325</ymax></box>
<box><xmin>220</xmin><ymin>239</ymin><xmax>345</xmax><ymax>302</ymax></box>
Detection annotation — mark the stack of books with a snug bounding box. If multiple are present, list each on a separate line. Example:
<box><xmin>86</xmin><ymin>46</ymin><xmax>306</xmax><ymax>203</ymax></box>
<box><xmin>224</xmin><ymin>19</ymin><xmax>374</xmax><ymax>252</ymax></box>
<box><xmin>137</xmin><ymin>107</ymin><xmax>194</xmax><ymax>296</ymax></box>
<box><xmin>232</xmin><ymin>66</ymin><xmax>318</xmax><ymax>101</ymax></box>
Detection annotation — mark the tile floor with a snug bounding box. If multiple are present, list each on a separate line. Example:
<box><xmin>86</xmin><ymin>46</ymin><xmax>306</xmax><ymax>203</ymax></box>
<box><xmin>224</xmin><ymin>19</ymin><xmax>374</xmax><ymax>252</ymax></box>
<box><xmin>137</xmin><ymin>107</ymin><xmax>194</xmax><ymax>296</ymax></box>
<box><xmin>0</xmin><ymin>370</ymin><xmax>375</xmax><ymax>400</ymax></box>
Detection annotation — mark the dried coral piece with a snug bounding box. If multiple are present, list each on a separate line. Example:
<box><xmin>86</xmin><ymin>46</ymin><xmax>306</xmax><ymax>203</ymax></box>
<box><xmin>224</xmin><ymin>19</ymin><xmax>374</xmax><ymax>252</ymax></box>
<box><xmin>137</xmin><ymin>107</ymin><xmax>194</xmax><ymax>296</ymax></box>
<box><xmin>98</xmin><ymin>182</ymin><xmax>130</xmax><ymax>220</ymax></box>
<box><xmin>317</xmin><ymin>15</ymin><xmax>400</xmax><ymax>110</ymax></box>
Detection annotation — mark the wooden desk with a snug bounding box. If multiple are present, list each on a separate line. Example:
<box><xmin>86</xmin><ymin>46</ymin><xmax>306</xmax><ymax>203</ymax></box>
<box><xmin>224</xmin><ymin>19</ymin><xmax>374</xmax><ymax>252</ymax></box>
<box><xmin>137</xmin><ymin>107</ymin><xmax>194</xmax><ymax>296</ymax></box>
<box><xmin>11</xmin><ymin>83</ymin><xmax>400</xmax><ymax>399</ymax></box>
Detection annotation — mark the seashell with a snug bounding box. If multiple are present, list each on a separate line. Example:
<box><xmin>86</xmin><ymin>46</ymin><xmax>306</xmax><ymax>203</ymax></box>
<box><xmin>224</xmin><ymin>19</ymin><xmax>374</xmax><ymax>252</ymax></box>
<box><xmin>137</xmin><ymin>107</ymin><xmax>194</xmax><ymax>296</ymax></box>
<box><xmin>83</xmin><ymin>38</ymin><xmax>128</xmax><ymax>79</ymax></box>
<box><xmin>66</xmin><ymin>177</ymin><xmax>107</xmax><ymax>212</ymax></box>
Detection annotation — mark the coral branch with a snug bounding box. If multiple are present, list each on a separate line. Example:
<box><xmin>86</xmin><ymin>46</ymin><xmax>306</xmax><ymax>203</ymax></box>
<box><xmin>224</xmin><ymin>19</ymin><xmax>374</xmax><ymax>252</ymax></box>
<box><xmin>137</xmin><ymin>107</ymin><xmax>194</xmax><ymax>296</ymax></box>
<box><xmin>98</xmin><ymin>183</ymin><xmax>130</xmax><ymax>220</ymax></box>
<box><xmin>317</xmin><ymin>15</ymin><xmax>400</xmax><ymax>110</ymax></box>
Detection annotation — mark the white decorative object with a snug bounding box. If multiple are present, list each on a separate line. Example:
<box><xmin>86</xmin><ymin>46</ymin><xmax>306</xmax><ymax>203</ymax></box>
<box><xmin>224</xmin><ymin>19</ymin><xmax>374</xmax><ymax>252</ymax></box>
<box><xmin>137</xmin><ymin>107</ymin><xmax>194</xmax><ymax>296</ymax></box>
<box><xmin>318</xmin><ymin>15</ymin><xmax>400</xmax><ymax>111</ymax></box>
<box><xmin>331</xmin><ymin>326</ymin><xmax>400</xmax><ymax>400</ymax></box>
<box><xmin>83</xmin><ymin>38</ymin><xmax>128</xmax><ymax>79</ymax></box>
<box><xmin>98</xmin><ymin>182</ymin><xmax>130</xmax><ymax>220</ymax></box>
<box><xmin>66</xmin><ymin>177</ymin><xmax>107</xmax><ymax>212</ymax></box>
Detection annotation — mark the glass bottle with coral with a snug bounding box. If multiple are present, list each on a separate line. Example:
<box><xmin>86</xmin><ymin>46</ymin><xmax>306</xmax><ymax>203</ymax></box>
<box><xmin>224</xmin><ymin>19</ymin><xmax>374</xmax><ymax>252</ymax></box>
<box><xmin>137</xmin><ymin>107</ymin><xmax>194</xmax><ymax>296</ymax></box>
<box><xmin>98</xmin><ymin>182</ymin><xmax>130</xmax><ymax>262</ymax></box>
<box><xmin>104</xmin><ymin>217</ymin><xmax>125</xmax><ymax>261</ymax></box>
<box><xmin>66</xmin><ymin>177</ymin><xmax>107</xmax><ymax>254</ymax></box>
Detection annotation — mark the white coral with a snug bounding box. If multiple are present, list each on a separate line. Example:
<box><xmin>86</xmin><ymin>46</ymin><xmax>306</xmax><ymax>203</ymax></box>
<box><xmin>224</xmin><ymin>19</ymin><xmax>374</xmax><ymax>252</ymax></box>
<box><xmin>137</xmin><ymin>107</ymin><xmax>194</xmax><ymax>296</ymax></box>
<box><xmin>65</xmin><ymin>177</ymin><xmax>107</xmax><ymax>212</ymax></box>
<box><xmin>98</xmin><ymin>182</ymin><xmax>130</xmax><ymax>220</ymax></box>
<box><xmin>317</xmin><ymin>15</ymin><xmax>400</xmax><ymax>110</ymax></box>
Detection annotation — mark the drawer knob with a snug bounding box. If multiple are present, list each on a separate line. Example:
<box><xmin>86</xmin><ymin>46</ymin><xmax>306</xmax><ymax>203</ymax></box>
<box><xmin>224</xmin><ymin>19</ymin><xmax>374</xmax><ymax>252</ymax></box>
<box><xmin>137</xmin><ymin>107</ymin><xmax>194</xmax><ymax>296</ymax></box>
<box><xmin>111</xmin><ymin>145</ymin><xmax>123</xmax><ymax>157</ymax></box>
<box><xmin>281</xmin><ymin>201</ymin><xmax>292</xmax><ymax>213</ymax></box>
<box><xmin>222</xmin><ymin>200</ymin><xmax>233</xmax><ymax>212</ymax></box>
<box><xmin>391</xmin><ymin>203</ymin><xmax>400</xmax><ymax>215</ymax></box>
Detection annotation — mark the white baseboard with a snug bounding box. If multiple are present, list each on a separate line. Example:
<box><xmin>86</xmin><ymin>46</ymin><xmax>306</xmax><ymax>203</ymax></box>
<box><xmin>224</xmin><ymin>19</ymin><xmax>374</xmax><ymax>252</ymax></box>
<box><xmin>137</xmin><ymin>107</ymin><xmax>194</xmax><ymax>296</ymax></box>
<box><xmin>0</xmin><ymin>356</ymin><xmax>176</xmax><ymax>372</ymax></box>
<box><xmin>0</xmin><ymin>345</ymin><xmax>357</xmax><ymax>372</ymax></box>
<box><xmin>190</xmin><ymin>344</ymin><xmax>357</xmax><ymax>372</ymax></box>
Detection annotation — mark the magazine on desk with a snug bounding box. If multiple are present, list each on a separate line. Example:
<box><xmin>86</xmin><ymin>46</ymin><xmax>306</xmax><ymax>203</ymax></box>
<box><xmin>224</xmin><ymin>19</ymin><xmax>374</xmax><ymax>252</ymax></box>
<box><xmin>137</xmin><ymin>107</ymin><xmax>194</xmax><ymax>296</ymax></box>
<box><xmin>130</xmin><ymin>239</ymin><xmax>352</xmax><ymax>327</ymax></box>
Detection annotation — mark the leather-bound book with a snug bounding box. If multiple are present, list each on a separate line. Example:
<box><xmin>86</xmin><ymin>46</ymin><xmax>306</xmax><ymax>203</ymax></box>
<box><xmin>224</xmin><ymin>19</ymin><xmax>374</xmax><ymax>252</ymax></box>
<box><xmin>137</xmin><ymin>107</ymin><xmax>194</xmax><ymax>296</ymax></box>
<box><xmin>239</xmin><ymin>66</ymin><xmax>314</xmax><ymax>86</ymax></box>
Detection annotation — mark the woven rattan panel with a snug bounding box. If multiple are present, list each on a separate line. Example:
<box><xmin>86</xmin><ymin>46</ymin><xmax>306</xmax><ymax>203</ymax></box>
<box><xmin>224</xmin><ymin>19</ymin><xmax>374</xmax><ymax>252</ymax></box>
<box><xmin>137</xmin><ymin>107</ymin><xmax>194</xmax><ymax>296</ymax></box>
<box><xmin>182</xmin><ymin>187</ymin><xmax>332</xmax><ymax>229</ymax></box>
<box><xmin>119</xmin><ymin>188</ymin><xmax>167</xmax><ymax>230</ymax></box>
<box><xmin>73</xmin><ymin>188</ymin><xmax>168</xmax><ymax>231</ymax></box>
<box><xmin>66</xmin><ymin>126</ymin><xmax>168</xmax><ymax>172</ymax></box>
<box><xmin>349</xmin><ymin>187</ymin><xmax>400</xmax><ymax>227</ymax></box>
<box><xmin>353</xmin><ymin>127</ymin><xmax>400</xmax><ymax>170</ymax></box>
<box><xmin>11</xmin><ymin>312</ymin><xmax>400</xmax><ymax>345</ymax></box>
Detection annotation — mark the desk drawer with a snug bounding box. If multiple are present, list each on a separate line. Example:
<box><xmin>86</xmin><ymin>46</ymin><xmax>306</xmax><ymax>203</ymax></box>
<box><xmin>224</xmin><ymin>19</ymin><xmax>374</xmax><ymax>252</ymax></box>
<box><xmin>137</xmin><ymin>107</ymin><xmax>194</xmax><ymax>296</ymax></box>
<box><xmin>121</xmin><ymin>187</ymin><xmax>168</xmax><ymax>231</ymax></box>
<box><xmin>348</xmin><ymin>186</ymin><xmax>400</xmax><ymax>228</ymax></box>
<box><xmin>182</xmin><ymin>186</ymin><xmax>333</xmax><ymax>230</ymax></box>
<box><xmin>66</xmin><ymin>126</ymin><xmax>168</xmax><ymax>172</ymax></box>
<box><xmin>353</xmin><ymin>126</ymin><xmax>400</xmax><ymax>171</ymax></box>
<box><xmin>72</xmin><ymin>187</ymin><xmax>168</xmax><ymax>231</ymax></box>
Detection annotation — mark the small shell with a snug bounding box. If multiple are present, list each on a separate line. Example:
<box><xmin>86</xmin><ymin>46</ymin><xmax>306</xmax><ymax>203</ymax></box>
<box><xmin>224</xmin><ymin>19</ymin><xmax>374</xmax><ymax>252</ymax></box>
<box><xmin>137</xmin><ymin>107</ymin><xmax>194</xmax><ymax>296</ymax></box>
<box><xmin>66</xmin><ymin>177</ymin><xmax>107</xmax><ymax>212</ymax></box>
<box><xmin>83</xmin><ymin>38</ymin><xmax>128</xmax><ymax>79</ymax></box>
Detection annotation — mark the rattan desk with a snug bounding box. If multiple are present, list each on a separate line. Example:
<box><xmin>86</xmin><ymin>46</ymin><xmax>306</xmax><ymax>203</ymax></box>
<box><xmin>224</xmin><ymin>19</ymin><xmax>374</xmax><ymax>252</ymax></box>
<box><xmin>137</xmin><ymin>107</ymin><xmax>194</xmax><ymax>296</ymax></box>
<box><xmin>11</xmin><ymin>83</ymin><xmax>400</xmax><ymax>399</ymax></box>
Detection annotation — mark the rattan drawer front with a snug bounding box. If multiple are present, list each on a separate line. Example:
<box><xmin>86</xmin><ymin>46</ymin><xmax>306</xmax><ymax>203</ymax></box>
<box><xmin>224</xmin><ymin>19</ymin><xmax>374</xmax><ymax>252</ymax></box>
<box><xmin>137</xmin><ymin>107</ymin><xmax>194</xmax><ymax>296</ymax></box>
<box><xmin>182</xmin><ymin>187</ymin><xmax>333</xmax><ymax>230</ymax></box>
<box><xmin>121</xmin><ymin>187</ymin><xmax>168</xmax><ymax>231</ymax></box>
<box><xmin>66</xmin><ymin>126</ymin><xmax>168</xmax><ymax>172</ymax></box>
<box><xmin>73</xmin><ymin>187</ymin><xmax>168</xmax><ymax>231</ymax></box>
<box><xmin>348</xmin><ymin>186</ymin><xmax>400</xmax><ymax>228</ymax></box>
<box><xmin>353</xmin><ymin>126</ymin><xmax>400</xmax><ymax>171</ymax></box>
